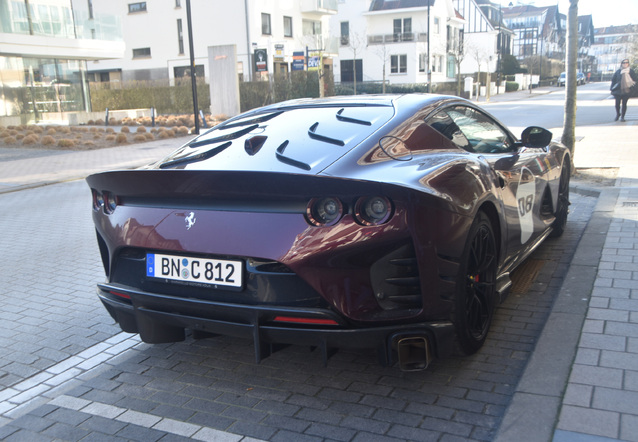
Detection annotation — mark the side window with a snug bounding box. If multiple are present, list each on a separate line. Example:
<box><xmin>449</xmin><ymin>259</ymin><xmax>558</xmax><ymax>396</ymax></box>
<box><xmin>427</xmin><ymin>110</ymin><xmax>472</xmax><ymax>152</ymax></box>
<box><xmin>446</xmin><ymin>106</ymin><xmax>513</xmax><ymax>154</ymax></box>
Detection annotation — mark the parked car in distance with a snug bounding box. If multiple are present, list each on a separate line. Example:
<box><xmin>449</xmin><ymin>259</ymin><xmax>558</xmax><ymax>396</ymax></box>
<box><xmin>577</xmin><ymin>72</ymin><xmax>586</xmax><ymax>85</ymax></box>
<box><xmin>557</xmin><ymin>72</ymin><xmax>566</xmax><ymax>87</ymax></box>
<box><xmin>557</xmin><ymin>72</ymin><xmax>586</xmax><ymax>86</ymax></box>
<box><xmin>87</xmin><ymin>94</ymin><xmax>571</xmax><ymax>371</ymax></box>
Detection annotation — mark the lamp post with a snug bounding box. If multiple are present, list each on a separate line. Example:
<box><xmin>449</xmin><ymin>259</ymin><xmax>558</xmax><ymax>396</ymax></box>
<box><xmin>427</xmin><ymin>0</ymin><xmax>431</xmax><ymax>93</ymax></box>
<box><xmin>186</xmin><ymin>0</ymin><xmax>199</xmax><ymax>135</ymax></box>
<box><xmin>496</xmin><ymin>2</ymin><xmax>502</xmax><ymax>95</ymax></box>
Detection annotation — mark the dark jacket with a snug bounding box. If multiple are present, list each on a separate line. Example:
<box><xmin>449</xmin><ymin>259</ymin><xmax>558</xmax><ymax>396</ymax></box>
<box><xmin>611</xmin><ymin>67</ymin><xmax>638</xmax><ymax>97</ymax></box>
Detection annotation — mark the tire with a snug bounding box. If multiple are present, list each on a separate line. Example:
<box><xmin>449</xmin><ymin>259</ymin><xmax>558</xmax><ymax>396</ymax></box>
<box><xmin>452</xmin><ymin>211</ymin><xmax>497</xmax><ymax>355</ymax></box>
<box><xmin>550</xmin><ymin>163</ymin><xmax>570</xmax><ymax>238</ymax></box>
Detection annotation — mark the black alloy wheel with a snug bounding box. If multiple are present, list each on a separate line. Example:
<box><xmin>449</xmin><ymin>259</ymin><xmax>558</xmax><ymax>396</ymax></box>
<box><xmin>550</xmin><ymin>163</ymin><xmax>570</xmax><ymax>238</ymax></box>
<box><xmin>454</xmin><ymin>211</ymin><xmax>497</xmax><ymax>355</ymax></box>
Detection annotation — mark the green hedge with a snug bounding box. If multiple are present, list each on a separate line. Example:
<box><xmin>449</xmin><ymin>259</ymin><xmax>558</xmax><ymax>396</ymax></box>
<box><xmin>335</xmin><ymin>82</ymin><xmax>430</xmax><ymax>96</ymax></box>
<box><xmin>90</xmin><ymin>72</ymin><xmax>332</xmax><ymax>115</ymax></box>
<box><xmin>505</xmin><ymin>81</ymin><xmax>519</xmax><ymax>92</ymax></box>
<box><xmin>90</xmin><ymin>78</ymin><xmax>211</xmax><ymax>115</ymax></box>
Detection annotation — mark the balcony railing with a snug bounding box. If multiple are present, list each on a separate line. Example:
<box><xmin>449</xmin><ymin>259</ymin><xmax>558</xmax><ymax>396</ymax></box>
<box><xmin>301</xmin><ymin>0</ymin><xmax>338</xmax><ymax>15</ymax></box>
<box><xmin>367</xmin><ymin>32</ymin><xmax>427</xmax><ymax>45</ymax></box>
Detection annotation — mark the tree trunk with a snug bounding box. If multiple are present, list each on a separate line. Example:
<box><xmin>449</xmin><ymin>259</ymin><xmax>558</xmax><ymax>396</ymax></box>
<box><xmin>561</xmin><ymin>0</ymin><xmax>578</xmax><ymax>170</ymax></box>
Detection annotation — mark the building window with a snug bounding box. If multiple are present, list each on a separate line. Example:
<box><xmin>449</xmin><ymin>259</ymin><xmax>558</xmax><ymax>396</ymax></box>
<box><xmin>393</xmin><ymin>18</ymin><xmax>412</xmax><ymax>41</ymax></box>
<box><xmin>175</xmin><ymin>0</ymin><xmax>181</xmax><ymax>7</ymax></box>
<box><xmin>340</xmin><ymin>21</ymin><xmax>349</xmax><ymax>45</ymax></box>
<box><xmin>177</xmin><ymin>19</ymin><xmax>184</xmax><ymax>55</ymax></box>
<box><xmin>432</xmin><ymin>55</ymin><xmax>443</xmax><ymax>73</ymax></box>
<box><xmin>132</xmin><ymin>47</ymin><xmax>151</xmax><ymax>58</ymax></box>
<box><xmin>284</xmin><ymin>16</ymin><xmax>293</xmax><ymax>37</ymax></box>
<box><xmin>419</xmin><ymin>53</ymin><xmax>427</xmax><ymax>72</ymax></box>
<box><xmin>128</xmin><ymin>2</ymin><xmax>147</xmax><ymax>13</ymax></box>
<box><xmin>262</xmin><ymin>13</ymin><xmax>271</xmax><ymax>35</ymax></box>
<box><xmin>390</xmin><ymin>54</ymin><xmax>407</xmax><ymax>74</ymax></box>
<box><xmin>88</xmin><ymin>0</ymin><xmax>93</xmax><ymax>19</ymax></box>
<box><xmin>434</xmin><ymin>17</ymin><xmax>440</xmax><ymax>34</ymax></box>
<box><xmin>303</xmin><ymin>19</ymin><xmax>321</xmax><ymax>35</ymax></box>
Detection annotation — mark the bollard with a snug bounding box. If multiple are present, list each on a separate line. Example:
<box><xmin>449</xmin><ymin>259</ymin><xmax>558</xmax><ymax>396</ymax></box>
<box><xmin>199</xmin><ymin>110</ymin><xmax>207</xmax><ymax>128</ymax></box>
<box><xmin>105</xmin><ymin>108</ymin><xmax>109</xmax><ymax>126</ymax></box>
<box><xmin>151</xmin><ymin>107</ymin><xmax>155</xmax><ymax>127</ymax></box>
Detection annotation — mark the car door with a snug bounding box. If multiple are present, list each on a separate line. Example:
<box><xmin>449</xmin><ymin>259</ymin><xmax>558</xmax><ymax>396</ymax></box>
<box><xmin>428</xmin><ymin>105</ymin><xmax>551</xmax><ymax>271</ymax></box>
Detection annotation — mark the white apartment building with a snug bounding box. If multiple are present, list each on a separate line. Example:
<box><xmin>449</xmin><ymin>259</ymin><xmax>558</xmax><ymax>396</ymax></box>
<box><xmin>88</xmin><ymin>0</ymin><xmax>339</xmax><ymax>83</ymax></box>
<box><xmin>454</xmin><ymin>0</ymin><xmax>511</xmax><ymax>76</ymax></box>
<box><xmin>589</xmin><ymin>25</ymin><xmax>637</xmax><ymax>75</ymax></box>
<box><xmin>332</xmin><ymin>0</ymin><xmax>465</xmax><ymax>86</ymax></box>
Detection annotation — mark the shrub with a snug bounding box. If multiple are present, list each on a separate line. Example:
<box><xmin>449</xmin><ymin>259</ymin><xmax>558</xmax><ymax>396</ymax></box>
<box><xmin>105</xmin><ymin>134</ymin><xmax>116</xmax><ymax>141</ymax></box>
<box><xmin>41</xmin><ymin>135</ymin><xmax>55</xmax><ymax>145</ymax></box>
<box><xmin>115</xmin><ymin>133</ymin><xmax>128</xmax><ymax>144</ymax></box>
<box><xmin>121</xmin><ymin>126</ymin><xmax>130</xmax><ymax>133</ymax></box>
<box><xmin>176</xmin><ymin>126</ymin><xmax>189</xmax><ymax>136</ymax></box>
<box><xmin>2</xmin><ymin>136</ymin><xmax>17</xmax><ymax>144</ymax></box>
<box><xmin>506</xmin><ymin>81</ymin><xmax>519</xmax><ymax>92</ymax></box>
<box><xmin>57</xmin><ymin>139</ymin><xmax>75</xmax><ymax>148</ymax></box>
<box><xmin>136</xmin><ymin>126</ymin><xmax>147</xmax><ymax>133</ymax></box>
<box><xmin>83</xmin><ymin>141</ymin><xmax>97</xmax><ymax>148</ymax></box>
<box><xmin>22</xmin><ymin>134</ymin><xmax>39</xmax><ymax>145</ymax></box>
<box><xmin>133</xmin><ymin>134</ymin><xmax>147</xmax><ymax>142</ymax></box>
<box><xmin>145</xmin><ymin>132</ymin><xmax>155</xmax><ymax>140</ymax></box>
<box><xmin>158</xmin><ymin>130</ymin><xmax>172</xmax><ymax>139</ymax></box>
<box><xmin>46</xmin><ymin>128</ymin><xmax>57</xmax><ymax>135</ymax></box>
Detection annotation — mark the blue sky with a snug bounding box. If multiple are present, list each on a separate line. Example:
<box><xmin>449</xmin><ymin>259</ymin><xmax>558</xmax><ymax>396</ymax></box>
<box><xmin>509</xmin><ymin>0</ymin><xmax>638</xmax><ymax>27</ymax></box>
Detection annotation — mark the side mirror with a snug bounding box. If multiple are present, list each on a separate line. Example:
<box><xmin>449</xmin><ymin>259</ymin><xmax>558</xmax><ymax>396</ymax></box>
<box><xmin>521</xmin><ymin>126</ymin><xmax>552</xmax><ymax>148</ymax></box>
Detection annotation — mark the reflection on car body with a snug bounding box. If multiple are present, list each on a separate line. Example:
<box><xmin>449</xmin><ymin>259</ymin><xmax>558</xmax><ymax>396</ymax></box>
<box><xmin>87</xmin><ymin>94</ymin><xmax>570</xmax><ymax>371</ymax></box>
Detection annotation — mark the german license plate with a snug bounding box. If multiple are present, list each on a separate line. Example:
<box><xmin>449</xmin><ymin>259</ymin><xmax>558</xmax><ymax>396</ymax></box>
<box><xmin>146</xmin><ymin>253</ymin><xmax>242</xmax><ymax>288</ymax></box>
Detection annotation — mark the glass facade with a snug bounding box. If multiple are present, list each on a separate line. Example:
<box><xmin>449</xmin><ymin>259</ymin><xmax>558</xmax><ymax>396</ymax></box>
<box><xmin>0</xmin><ymin>57</ymin><xmax>90</xmax><ymax>118</ymax></box>
<box><xmin>0</xmin><ymin>0</ymin><xmax>122</xmax><ymax>122</ymax></box>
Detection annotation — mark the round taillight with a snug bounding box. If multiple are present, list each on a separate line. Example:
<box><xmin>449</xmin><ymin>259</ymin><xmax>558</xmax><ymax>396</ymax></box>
<box><xmin>306</xmin><ymin>197</ymin><xmax>343</xmax><ymax>226</ymax></box>
<box><xmin>354</xmin><ymin>196</ymin><xmax>393</xmax><ymax>226</ymax></box>
<box><xmin>92</xmin><ymin>189</ymin><xmax>104</xmax><ymax>211</ymax></box>
<box><xmin>104</xmin><ymin>192</ymin><xmax>118</xmax><ymax>214</ymax></box>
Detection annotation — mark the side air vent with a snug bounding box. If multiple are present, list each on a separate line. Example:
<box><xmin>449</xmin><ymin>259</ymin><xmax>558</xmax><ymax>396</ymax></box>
<box><xmin>370</xmin><ymin>244</ymin><xmax>422</xmax><ymax>310</ymax></box>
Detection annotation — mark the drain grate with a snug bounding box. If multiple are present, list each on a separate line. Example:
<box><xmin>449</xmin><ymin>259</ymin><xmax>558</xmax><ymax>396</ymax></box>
<box><xmin>510</xmin><ymin>259</ymin><xmax>546</xmax><ymax>295</ymax></box>
<box><xmin>622</xmin><ymin>202</ymin><xmax>638</xmax><ymax>207</ymax></box>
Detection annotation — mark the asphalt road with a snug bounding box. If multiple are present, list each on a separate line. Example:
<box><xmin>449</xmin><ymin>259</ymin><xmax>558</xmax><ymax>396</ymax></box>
<box><xmin>482</xmin><ymin>81</ymin><xmax>614</xmax><ymax>135</ymax></box>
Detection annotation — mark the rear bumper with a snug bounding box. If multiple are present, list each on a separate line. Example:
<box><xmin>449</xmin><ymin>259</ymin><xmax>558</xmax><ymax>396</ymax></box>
<box><xmin>98</xmin><ymin>283</ymin><xmax>455</xmax><ymax>367</ymax></box>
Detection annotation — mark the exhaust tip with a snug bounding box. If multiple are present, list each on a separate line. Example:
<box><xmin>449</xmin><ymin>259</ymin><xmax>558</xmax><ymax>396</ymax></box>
<box><xmin>397</xmin><ymin>336</ymin><xmax>431</xmax><ymax>371</ymax></box>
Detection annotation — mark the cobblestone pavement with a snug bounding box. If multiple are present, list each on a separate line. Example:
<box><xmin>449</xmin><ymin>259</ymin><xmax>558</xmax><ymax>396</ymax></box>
<box><xmin>0</xmin><ymin>177</ymin><xmax>598</xmax><ymax>441</ymax></box>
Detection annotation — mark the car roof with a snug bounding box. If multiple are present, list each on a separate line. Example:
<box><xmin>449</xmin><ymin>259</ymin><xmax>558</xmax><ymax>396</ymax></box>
<box><xmin>155</xmin><ymin>94</ymin><xmax>473</xmax><ymax>174</ymax></box>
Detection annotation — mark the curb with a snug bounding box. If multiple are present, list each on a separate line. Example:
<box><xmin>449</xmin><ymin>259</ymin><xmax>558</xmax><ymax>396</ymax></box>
<box><xmin>494</xmin><ymin>186</ymin><xmax>618</xmax><ymax>441</ymax></box>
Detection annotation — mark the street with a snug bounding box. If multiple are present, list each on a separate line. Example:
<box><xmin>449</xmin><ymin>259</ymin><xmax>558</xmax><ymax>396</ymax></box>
<box><xmin>0</xmin><ymin>85</ymin><xmax>630</xmax><ymax>441</ymax></box>
<box><xmin>482</xmin><ymin>81</ymin><xmax>615</xmax><ymax>134</ymax></box>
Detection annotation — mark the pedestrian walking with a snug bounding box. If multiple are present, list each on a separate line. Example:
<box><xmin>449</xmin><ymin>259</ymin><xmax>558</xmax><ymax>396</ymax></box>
<box><xmin>610</xmin><ymin>59</ymin><xmax>637</xmax><ymax>122</ymax></box>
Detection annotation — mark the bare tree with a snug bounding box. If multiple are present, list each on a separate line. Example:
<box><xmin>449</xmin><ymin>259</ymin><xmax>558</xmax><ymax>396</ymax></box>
<box><xmin>345</xmin><ymin>31</ymin><xmax>366</xmax><ymax>95</ymax></box>
<box><xmin>468</xmin><ymin>43</ymin><xmax>489</xmax><ymax>100</ymax></box>
<box><xmin>448</xmin><ymin>30</ymin><xmax>467</xmax><ymax>96</ymax></box>
<box><xmin>561</xmin><ymin>0</ymin><xmax>578</xmax><ymax>168</ymax></box>
<box><xmin>372</xmin><ymin>41</ymin><xmax>390</xmax><ymax>93</ymax></box>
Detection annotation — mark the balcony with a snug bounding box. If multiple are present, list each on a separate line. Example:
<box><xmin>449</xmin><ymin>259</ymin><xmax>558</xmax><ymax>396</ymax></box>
<box><xmin>301</xmin><ymin>0</ymin><xmax>338</xmax><ymax>16</ymax></box>
<box><xmin>301</xmin><ymin>34</ymin><xmax>339</xmax><ymax>55</ymax></box>
<box><xmin>367</xmin><ymin>32</ymin><xmax>427</xmax><ymax>45</ymax></box>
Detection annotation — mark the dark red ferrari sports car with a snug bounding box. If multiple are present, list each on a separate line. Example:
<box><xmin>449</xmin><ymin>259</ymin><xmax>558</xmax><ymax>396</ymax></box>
<box><xmin>87</xmin><ymin>94</ymin><xmax>570</xmax><ymax>370</ymax></box>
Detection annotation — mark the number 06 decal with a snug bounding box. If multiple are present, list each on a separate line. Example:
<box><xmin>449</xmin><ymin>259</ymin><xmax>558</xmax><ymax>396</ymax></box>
<box><xmin>516</xmin><ymin>167</ymin><xmax>536</xmax><ymax>244</ymax></box>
